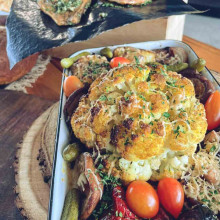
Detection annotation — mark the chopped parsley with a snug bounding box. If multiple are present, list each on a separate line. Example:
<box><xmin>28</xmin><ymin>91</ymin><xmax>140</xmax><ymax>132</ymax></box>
<box><xmin>124</xmin><ymin>137</ymin><xmax>131</xmax><ymax>146</ymax></box>
<box><xmin>201</xmin><ymin>198</ymin><xmax>210</xmax><ymax>203</ymax></box>
<box><xmin>134</xmin><ymin>56</ymin><xmax>140</xmax><ymax>64</ymax></box>
<box><xmin>52</xmin><ymin>0</ymin><xmax>82</xmax><ymax>13</ymax></box>
<box><xmin>124</xmin><ymin>96</ymin><xmax>130</xmax><ymax>102</ymax></box>
<box><xmin>166</xmin><ymin>81</ymin><xmax>177</xmax><ymax>87</ymax></box>
<box><xmin>150</xmin><ymin>112</ymin><xmax>155</xmax><ymax>118</ymax></box>
<box><xmin>92</xmin><ymin>162</ymin><xmax>122</xmax><ymax>219</ymax></box>
<box><xmin>99</xmin><ymin>94</ymin><xmax>107</xmax><ymax>101</ymax></box>
<box><xmin>163</xmin><ymin>112</ymin><xmax>170</xmax><ymax>118</ymax></box>
<box><xmin>139</xmin><ymin>95</ymin><xmax>147</xmax><ymax>101</ymax></box>
<box><xmin>127</xmin><ymin>91</ymin><xmax>133</xmax><ymax>96</ymax></box>
<box><xmin>119</xmin><ymin>212</ymin><xmax>123</xmax><ymax>217</ymax></box>
<box><xmin>210</xmin><ymin>145</ymin><xmax>216</xmax><ymax>152</ymax></box>
<box><xmin>173</xmin><ymin>125</ymin><xmax>185</xmax><ymax>138</ymax></box>
<box><xmin>178</xmin><ymin>108</ymin><xmax>186</xmax><ymax>113</ymax></box>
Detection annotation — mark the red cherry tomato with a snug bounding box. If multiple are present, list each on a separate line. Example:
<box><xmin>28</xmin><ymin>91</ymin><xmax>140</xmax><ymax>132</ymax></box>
<box><xmin>110</xmin><ymin>57</ymin><xmax>131</xmax><ymax>68</ymax></box>
<box><xmin>157</xmin><ymin>178</ymin><xmax>184</xmax><ymax>219</ymax></box>
<box><xmin>63</xmin><ymin>76</ymin><xmax>84</xmax><ymax>97</ymax></box>
<box><xmin>126</xmin><ymin>180</ymin><xmax>159</xmax><ymax>219</ymax></box>
<box><xmin>205</xmin><ymin>90</ymin><xmax>220</xmax><ymax>130</ymax></box>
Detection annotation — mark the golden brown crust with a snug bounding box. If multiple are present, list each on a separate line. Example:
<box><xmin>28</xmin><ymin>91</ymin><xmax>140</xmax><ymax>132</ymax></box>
<box><xmin>37</xmin><ymin>0</ymin><xmax>92</xmax><ymax>26</ymax></box>
<box><xmin>72</xmin><ymin>153</ymin><xmax>103</xmax><ymax>220</ymax></box>
<box><xmin>71</xmin><ymin>55</ymin><xmax>110</xmax><ymax>84</ymax></box>
<box><xmin>113</xmin><ymin>46</ymin><xmax>156</xmax><ymax>64</ymax></box>
<box><xmin>71</xmin><ymin>63</ymin><xmax>207</xmax><ymax>183</ymax></box>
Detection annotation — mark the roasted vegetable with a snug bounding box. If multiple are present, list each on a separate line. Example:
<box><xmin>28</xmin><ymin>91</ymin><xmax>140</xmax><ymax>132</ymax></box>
<box><xmin>100</xmin><ymin>186</ymin><xmax>139</xmax><ymax>220</ymax></box>
<box><xmin>61</xmin><ymin>188</ymin><xmax>80</xmax><ymax>220</ymax></box>
<box><xmin>180</xmin><ymin>68</ymin><xmax>215</xmax><ymax>104</ymax></box>
<box><xmin>62</xmin><ymin>143</ymin><xmax>81</xmax><ymax>162</ymax></box>
<box><xmin>70</xmin><ymin>55</ymin><xmax>110</xmax><ymax>84</ymax></box>
<box><xmin>63</xmin><ymin>85</ymin><xmax>89</xmax><ymax>129</ymax></box>
<box><xmin>72</xmin><ymin>153</ymin><xmax>104</xmax><ymax>220</ymax></box>
<box><xmin>169</xmin><ymin>47</ymin><xmax>188</xmax><ymax>63</ymax></box>
<box><xmin>100</xmin><ymin>47</ymin><xmax>113</xmax><ymax>59</ymax></box>
<box><xmin>63</xmin><ymin>76</ymin><xmax>84</xmax><ymax>97</ymax></box>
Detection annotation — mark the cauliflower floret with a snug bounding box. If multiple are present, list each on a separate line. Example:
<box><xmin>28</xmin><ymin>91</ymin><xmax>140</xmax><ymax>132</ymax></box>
<box><xmin>71</xmin><ymin>64</ymin><xmax>207</xmax><ymax>183</ymax></box>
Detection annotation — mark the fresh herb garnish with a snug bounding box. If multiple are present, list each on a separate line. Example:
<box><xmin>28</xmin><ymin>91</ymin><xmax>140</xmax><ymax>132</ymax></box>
<box><xmin>173</xmin><ymin>125</ymin><xmax>185</xmax><ymax>138</ymax></box>
<box><xmin>124</xmin><ymin>137</ymin><xmax>131</xmax><ymax>146</ymax></box>
<box><xmin>163</xmin><ymin>112</ymin><xmax>170</xmax><ymax>118</ymax></box>
<box><xmin>139</xmin><ymin>95</ymin><xmax>147</xmax><ymax>101</ymax></box>
<box><xmin>99</xmin><ymin>94</ymin><xmax>107</xmax><ymax>101</ymax></box>
<box><xmin>210</xmin><ymin>145</ymin><xmax>216</xmax><ymax>152</ymax></box>
<box><xmin>134</xmin><ymin>56</ymin><xmax>140</xmax><ymax>64</ymax></box>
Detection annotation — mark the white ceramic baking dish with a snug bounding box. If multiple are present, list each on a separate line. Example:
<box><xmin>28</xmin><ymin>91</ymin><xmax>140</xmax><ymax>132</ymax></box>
<box><xmin>48</xmin><ymin>40</ymin><xmax>220</xmax><ymax>220</ymax></box>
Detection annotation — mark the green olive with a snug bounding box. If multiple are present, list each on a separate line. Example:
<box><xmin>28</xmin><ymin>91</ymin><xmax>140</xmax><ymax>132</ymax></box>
<box><xmin>61</xmin><ymin>188</ymin><xmax>80</xmax><ymax>220</ymax></box>
<box><xmin>190</xmin><ymin>58</ymin><xmax>206</xmax><ymax>72</ymax></box>
<box><xmin>62</xmin><ymin>143</ymin><xmax>81</xmax><ymax>162</ymax></box>
<box><xmin>167</xmin><ymin>63</ymin><xmax>188</xmax><ymax>72</ymax></box>
<box><xmin>61</xmin><ymin>51</ymin><xmax>91</xmax><ymax>69</ymax></box>
<box><xmin>100</xmin><ymin>47</ymin><xmax>113</xmax><ymax>59</ymax></box>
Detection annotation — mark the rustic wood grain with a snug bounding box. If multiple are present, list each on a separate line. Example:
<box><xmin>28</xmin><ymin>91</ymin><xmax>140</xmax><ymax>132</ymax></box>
<box><xmin>0</xmin><ymin>90</ymin><xmax>54</xmax><ymax>220</ymax></box>
<box><xmin>183</xmin><ymin>36</ymin><xmax>220</xmax><ymax>73</ymax></box>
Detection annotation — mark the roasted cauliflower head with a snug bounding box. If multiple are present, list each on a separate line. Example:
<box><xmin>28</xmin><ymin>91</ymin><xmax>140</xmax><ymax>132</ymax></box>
<box><xmin>71</xmin><ymin>64</ymin><xmax>207</xmax><ymax>184</ymax></box>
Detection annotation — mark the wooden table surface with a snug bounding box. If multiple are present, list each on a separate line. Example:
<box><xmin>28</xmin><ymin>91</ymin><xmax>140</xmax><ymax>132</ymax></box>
<box><xmin>0</xmin><ymin>35</ymin><xmax>220</xmax><ymax>220</ymax></box>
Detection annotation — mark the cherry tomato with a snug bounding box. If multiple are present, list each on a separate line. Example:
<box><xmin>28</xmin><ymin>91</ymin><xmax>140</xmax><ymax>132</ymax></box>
<box><xmin>205</xmin><ymin>90</ymin><xmax>220</xmax><ymax>130</ymax></box>
<box><xmin>63</xmin><ymin>76</ymin><xmax>84</xmax><ymax>97</ymax></box>
<box><xmin>110</xmin><ymin>57</ymin><xmax>131</xmax><ymax>68</ymax></box>
<box><xmin>157</xmin><ymin>178</ymin><xmax>184</xmax><ymax>219</ymax></box>
<box><xmin>126</xmin><ymin>180</ymin><xmax>159</xmax><ymax>218</ymax></box>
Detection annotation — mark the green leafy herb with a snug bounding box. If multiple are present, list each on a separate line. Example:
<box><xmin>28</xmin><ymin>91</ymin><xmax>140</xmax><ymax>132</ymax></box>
<box><xmin>210</xmin><ymin>145</ymin><xmax>216</xmax><ymax>152</ymax></box>
<box><xmin>124</xmin><ymin>137</ymin><xmax>131</xmax><ymax>146</ymax></box>
<box><xmin>166</xmin><ymin>81</ymin><xmax>177</xmax><ymax>87</ymax></box>
<box><xmin>124</xmin><ymin>96</ymin><xmax>130</xmax><ymax>102</ymax></box>
<box><xmin>134</xmin><ymin>56</ymin><xmax>140</xmax><ymax>64</ymax></box>
<box><xmin>139</xmin><ymin>95</ymin><xmax>147</xmax><ymax>101</ymax></box>
<box><xmin>173</xmin><ymin>125</ymin><xmax>185</xmax><ymax>138</ymax></box>
<box><xmin>163</xmin><ymin>112</ymin><xmax>170</xmax><ymax>118</ymax></box>
<box><xmin>99</xmin><ymin>94</ymin><xmax>107</xmax><ymax>101</ymax></box>
<box><xmin>201</xmin><ymin>198</ymin><xmax>210</xmax><ymax>203</ymax></box>
<box><xmin>127</xmin><ymin>91</ymin><xmax>133</xmax><ymax>96</ymax></box>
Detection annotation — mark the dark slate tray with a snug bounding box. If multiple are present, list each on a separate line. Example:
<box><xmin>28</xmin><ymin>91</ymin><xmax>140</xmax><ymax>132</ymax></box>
<box><xmin>6</xmin><ymin>0</ymin><xmax>198</xmax><ymax>68</ymax></box>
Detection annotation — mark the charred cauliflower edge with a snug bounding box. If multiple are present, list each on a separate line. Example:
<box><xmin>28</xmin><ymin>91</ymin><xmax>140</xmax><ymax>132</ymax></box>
<box><xmin>71</xmin><ymin>63</ymin><xmax>207</xmax><ymax>184</ymax></box>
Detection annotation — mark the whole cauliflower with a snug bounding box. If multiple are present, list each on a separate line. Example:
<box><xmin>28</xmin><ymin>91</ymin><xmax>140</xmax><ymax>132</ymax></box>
<box><xmin>71</xmin><ymin>63</ymin><xmax>207</xmax><ymax>183</ymax></box>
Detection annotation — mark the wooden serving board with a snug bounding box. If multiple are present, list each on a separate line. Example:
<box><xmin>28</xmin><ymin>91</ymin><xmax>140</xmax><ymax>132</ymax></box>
<box><xmin>0</xmin><ymin>90</ymin><xmax>54</xmax><ymax>219</ymax></box>
<box><xmin>14</xmin><ymin>103</ymin><xmax>59</xmax><ymax>220</ymax></box>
